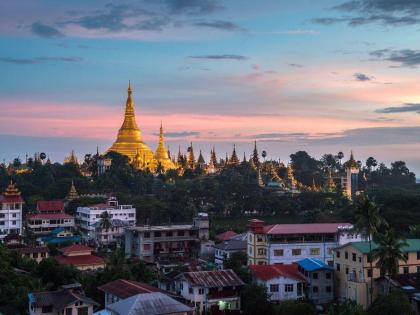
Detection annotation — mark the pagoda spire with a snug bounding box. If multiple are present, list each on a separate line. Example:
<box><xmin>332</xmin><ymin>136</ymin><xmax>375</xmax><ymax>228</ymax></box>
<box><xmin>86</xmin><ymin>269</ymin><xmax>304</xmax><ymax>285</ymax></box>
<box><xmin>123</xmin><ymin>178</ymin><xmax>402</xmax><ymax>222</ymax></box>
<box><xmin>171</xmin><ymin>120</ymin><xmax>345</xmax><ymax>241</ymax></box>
<box><xmin>154</xmin><ymin>123</ymin><xmax>175</xmax><ymax>171</ymax></box>
<box><xmin>67</xmin><ymin>180</ymin><xmax>79</xmax><ymax>201</ymax></box>
<box><xmin>251</xmin><ymin>140</ymin><xmax>260</xmax><ymax>168</ymax></box>
<box><xmin>197</xmin><ymin>150</ymin><xmax>205</xmax><ymax>167</ymax></box>
<box><xmin>229</xmin><ymin>144</ymin><xmax>239</xmax><ymax>165</ymax></box>
<box><xmin>187</xmin><ymin>142</ymin><xmax>195</xmax><ymax>168</ymax></box>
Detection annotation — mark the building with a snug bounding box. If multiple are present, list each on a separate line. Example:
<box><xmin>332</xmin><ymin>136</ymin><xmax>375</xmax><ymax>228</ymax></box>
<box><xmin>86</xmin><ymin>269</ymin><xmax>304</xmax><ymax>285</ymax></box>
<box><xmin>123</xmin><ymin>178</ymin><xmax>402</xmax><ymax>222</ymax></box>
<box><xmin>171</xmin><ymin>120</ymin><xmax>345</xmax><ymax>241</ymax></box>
<box><xmin>76</xmin><ymin>196</ymin><xmax>136</xmax><ymax>235</ymax></box>
<box><xmin>55</xmin><ymin>244</ymin><xmax>105</xmax><ymax>271</ymax></box>
<box><xmin>0</xmin><ymin>181</ymin><xmax>24</xmax><ymax>241</ymax></box>
<box><xmin>341</xmin><ymin>151</ymin><xmax>360</xmax><ymax>198</ymax></box>
<box><xmin>40</xmin><ymin>227</ymin><xmax>81</xmax><ymax>245</ymax></box>
<box><xmin>215</xmin><ymin>230</ymin><xmax>237</xmax><ymax>242</ymax></box>
<box><xmin>297</xmin><ymin>258</ymin><xmax>334</xmax><ymax>305</ymax></box>
<box><xmin>249</xmin><ymin>264</ymin><xmax>306</xmax><ymax>302</ymax></box>
<box><xmin>334</xmin><ymin>239</ymin><xmax>420</xmax><ymax>308</ymax></box>
<box><xmin>214</xmin><ymin>239</ymin><xmax>247</xmax><ymax>268</ymax></box>
<box><xmin>27</xmin><ymin>200</ymin><xmax>75</xmax><ymax>235</ymax></box>
<box><xmin>98</xmin><ymin>279</ymin><xmax>179</xmax><ymax>307</ymax></box>
<box><xmin>15</xmin><ymin>246</ymin><xmax>49</xmax><ymax>263</ymax></box>
<box><xmin>97</xmin><ymin>157</ymin><xmax>112</xmax><ymax>176</ymax></box>
<box><xmin>91</xmin><ymin>219</ymin><xmax>129</xmax><ymax>246</ymax></box>
<box><xmin>247</xmin><ymin>219</ymin><xmax>365</xmax><ymax>266</ymax></box>
<box><xmin>28</xmin><ymin>283</ymin><xmax>98</xmax><ymax>315</ymax></box>
<box><xmin>175</xmin><ymin>269</ymin><xmax>244</xmax><ymax>314</ymax></box>
<box><xmin>105</xmin><ymin>292</ymin><xmax>193</xmax><ymax>315</ymax></box>
<box><xmin>125</xmin><ymin>213</ymin><xmax>209</xmax><ymax>263</ymax></box>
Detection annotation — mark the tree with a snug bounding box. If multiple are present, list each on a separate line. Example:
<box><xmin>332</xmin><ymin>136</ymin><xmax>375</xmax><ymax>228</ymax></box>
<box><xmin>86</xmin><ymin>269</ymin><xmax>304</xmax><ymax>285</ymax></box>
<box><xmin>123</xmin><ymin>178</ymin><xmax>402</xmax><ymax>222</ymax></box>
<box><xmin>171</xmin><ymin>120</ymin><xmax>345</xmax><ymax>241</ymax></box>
<box><xmin>368</xmin><ymin>289</ymin><xmax>414</xmax><ymax>315</ymax></box>
<box><xmin>408</xmin><ymin>224</ymin><xmax>420</xmax><ymax>238</ymax></box>
<box><xmin>224</xmin><ymin>251</ymin><xmax>251</xmax><ymax>283</ymax></box>
<box><xmin>99</xmin><ymin>211</ymin><xmax>112</xmax><ymax>231</ymax></box>
<box><xmin>354</xmin><ymin>196</ymin><xmax>382</xmax><ymax>305</ymax></box>
<box><xmin>372</xmin><ymin>229</ymin><xmax>407</xmax><ymax>294</ymax></box>
<box><xmin>241</xmin><ymin>283</ymin><xmax>274</xmax><ymax>315</ymax></box>
<box><xmin>365</xmin><ymin>157</ymin><xmax>377</xmax><ymax>172</ymax></box>
<box><xmin>328</xmin><ymin>300</ymin><xmax>366</xmax><ymax>315</ymax></box>
<box><xmin>276</xmin><ymin>300</ymin><xmax>317</xmax><ymax>315</ymax></box>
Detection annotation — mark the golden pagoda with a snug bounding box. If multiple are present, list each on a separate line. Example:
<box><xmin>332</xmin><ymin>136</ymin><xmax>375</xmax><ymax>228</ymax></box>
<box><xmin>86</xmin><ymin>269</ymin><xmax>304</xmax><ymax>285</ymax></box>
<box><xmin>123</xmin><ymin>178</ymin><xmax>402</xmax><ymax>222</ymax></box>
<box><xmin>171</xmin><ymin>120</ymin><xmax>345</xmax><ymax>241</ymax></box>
<box><xmin>64</xmin><ymin>150</ymin><xmax>79</xmax><ymax>165</ymax></box>
<box><xmin>67</xmin><ymin>180</ymin><xmax>79</xmax><ymax>201</ymax></box>
<box><xmin>108</xmin><ymin>82</ymin><xmax>155</xmax><ymax>169</ymax></box>
<box><xmin>154</xmin><ymin>123</ymin><xmax>175</xmax><ymax>171</ymax></box>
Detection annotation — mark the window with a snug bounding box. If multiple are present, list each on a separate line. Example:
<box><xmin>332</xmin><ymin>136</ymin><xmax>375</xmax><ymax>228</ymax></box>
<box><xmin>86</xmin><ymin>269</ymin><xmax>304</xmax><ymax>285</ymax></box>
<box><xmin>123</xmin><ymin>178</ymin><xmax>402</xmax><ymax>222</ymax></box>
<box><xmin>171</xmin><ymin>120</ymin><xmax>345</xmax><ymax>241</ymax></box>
<box><xmin>403</xmin><ymin>267</ymin><xmax>409</xmax><ymax>274</ymax></box>
<box><xmin>310</xmin><ymin>248</ymin><xmax>320</xmax><ymax>255</ymax></box>
<box><xmin>326</xmin><ymin>272</ymin><xmax>332</xmax><ymax>279</ymax></box>
<box><xmin>404</xmin><ymin>253</ymin><xmax>409</xmax><ymax>261</ymax></box>
<box><xmin>367</xmin><ymin>269</ymin><xmax>372</xmax><ymax>278</ymax></box>
<box><xmin>417</xmin><ymin>266</ymin><xmax>420</xmax><ymax>274</ymax></box>
<box><xmin>352</xmin><ymin>253</ymin><xmax>356</xmax><ymax>261</ymax></box>
<box><xmin>155</xmin><ymin>231</ymin><xmax>161</xmax><ymax>237</ymax></box>
<box><xmin>189</xmin><ymin>287</ymin><xmax>193</xmax><ymax>294</ymax></box>
<box><xmin>326</xmin><ymin>286</ymin><xmax>332</xmax><ymax>293</ymax></box>
<box><xmin>143</xmin><ymin>244</ymin><xmax>151</xmax><ymax>251</ymax></box>
<box><xmin>359</xmin><ymin>257</ymin><xmax>362</xmax><ymax>263</ymax></box>
<box><xmin>274</xmin><ymin>249</ymin><xmax>284</xmax><ymax>256</ymax></box>
<box><xmin>249</xmin><ymin>247</ymin><xmax>253</xmax><ymax>255</ymax></box>
<box><xmin>312</xmin><ymin>272</ymin><xmax>318</xmax><ymax>279</ymax></box>
<box><xmin>312</xmin><ymin>286</ymin><xmax>319</xmax><ymax>293</ymax></box>
<box><xmin>336</xmin><ymin>251</ymin><xmax>340</xmax><ymax>258</ymax></box>
<box><xmin>129</xmin><ymin>213</ymin><xmax>134</xmax><ymax>217</ymax></box>
<box><xmin>417</xmin><ymin>252</ymin><xmax>420</xmax><ymax>260</ymax></box>
<box><xmin>336</xmin><ymin>263</ymin><xmax>341</xmax><ymax>272</ymax></box>
<box><xmin>144</xmin><ymin>232</ymin><xmax>150</xmax><ymax>238</ymax></box>
<box><xmin>66</xmin><ymin>308</ymin><xmax>72</xmax><ymax>315</ymax></box>
<box><xmin>198</xmin><ymin>288</ymin><xmax>204</xmax><ymax>294</ymax></box>
<box><xmin>292</xmin><ymin>249</ymin><xmax>301</xmax><ymax>256</ymax></box>
<box><xmin>78</xmin><ymin>307</ymin><xmax>88</xmax><ymax>315</ymax></box>
<box><xmin>178</xmin><ymin>230</ymin><xmax>184</xmax><ymax>236</ymax></box>
<box><xmin>249</xmin><ymin>234</ymin><xmax>252</xmax><ymax>242</ymax></box>
<box><xmin>285</xmin><ymin>284</ymin><xmax>294</xmax><ymax>292</ymax></box>
<box><xmin>166</xmin><ymin>231</ymin><xmax>173</xmax><ymax>237</ymax></box>
<box><xmin>345</xmin><ymin>267</ymin><xmax>349</xmax><ymax>275</ymax></box>
<box><xmin>41</xmin><ymin>306</ymin><xmax>53</xmax><ymax>313</ymax></box>
<box><xmin>257</xmin><ymin>236</ymin><xmax>263</xmax><ymax>242</ymax></box>
<box><xmin>258</xmin><ymin>248</ymin><xmax>265</xmax><ymax>255</ymax></box>
<box><xmin>367</xmin><ymin>254</ymin><xmax>372</xmax><ymax>263</ymax></box>
<box><xmin>345</xmin><ymin>251</ymin><xmax>348</xmax><ymax>259</ymax></box>
<box><xmin>270</xmin><ymin>284</ymin><xmax>279</xmax><ymax>292</ymax></box>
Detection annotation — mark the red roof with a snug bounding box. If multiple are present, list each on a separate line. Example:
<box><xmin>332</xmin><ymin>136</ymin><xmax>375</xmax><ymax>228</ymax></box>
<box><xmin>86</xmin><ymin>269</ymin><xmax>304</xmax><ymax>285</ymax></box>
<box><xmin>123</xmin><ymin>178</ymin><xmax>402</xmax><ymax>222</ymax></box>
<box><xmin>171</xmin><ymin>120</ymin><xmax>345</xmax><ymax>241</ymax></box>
<box><xmin>37</xmin><ymin>200</ymin><xmax>64</xmax><ymax>212</ymax></box>
<box><xmin>60</xmin><ymin>244</ymin><xmax>93</xmax><ymax>254</ymax></box>
<box><xmin>249</xmin><ymin>264</ymin><xmax>306</xmax><ymax>282</ymax></box>
<box><xmin>0</xmin><ymin>195</ymin><xmax>24</xmax><ymax>203</ymax></box>
<box><xmin>27</xmin><ymin>213</ymin><xmax>74</xmax><ymax>220</ymax></box>
<box><xmin>263</xmin><ymin>223</ymin><xmax>353</xmax><ymax>235</ymax></box>
<box><xmin>98</xmin><ymin>279</ymin><xmax>176</xmax><ymax>299</ymax></box>
<box><xmin>55</xmin><ymin>254</ymin><xmax>105</xmax><ymax>267</ymax></box>
<box><xmin>215</xmin><ymin>230</ymin><xmax>237</xmax><ymax>242</ymax></box>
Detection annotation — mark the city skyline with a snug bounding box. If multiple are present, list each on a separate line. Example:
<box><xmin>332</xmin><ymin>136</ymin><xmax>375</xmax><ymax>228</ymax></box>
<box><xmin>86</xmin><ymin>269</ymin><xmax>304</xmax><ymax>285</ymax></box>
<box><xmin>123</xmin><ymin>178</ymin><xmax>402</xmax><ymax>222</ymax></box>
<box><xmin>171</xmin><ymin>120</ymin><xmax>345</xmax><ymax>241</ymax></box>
<box><xmin>1</xmin><ymin>1</ymin><xmax>420</xmax><ymax>172</ymax></box>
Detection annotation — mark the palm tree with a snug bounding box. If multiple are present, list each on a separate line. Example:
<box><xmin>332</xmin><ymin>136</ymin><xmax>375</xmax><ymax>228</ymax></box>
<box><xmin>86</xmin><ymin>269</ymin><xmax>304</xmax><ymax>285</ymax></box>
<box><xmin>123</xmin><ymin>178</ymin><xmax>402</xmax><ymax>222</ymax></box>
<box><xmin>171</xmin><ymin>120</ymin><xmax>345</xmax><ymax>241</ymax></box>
<box><xmin>100</xmin><ymin>211</ymin><xmax>112</xmax><ymax>232</ymax></box>
<box><xmin>354</xmin><ymin>196</ymin><xmax>382</xmax><ymax>305</ymax></box>
<box><xmin>372</xmin><ymin>229</ymin><xmax>408</xmax><ymax>294</ymax></box>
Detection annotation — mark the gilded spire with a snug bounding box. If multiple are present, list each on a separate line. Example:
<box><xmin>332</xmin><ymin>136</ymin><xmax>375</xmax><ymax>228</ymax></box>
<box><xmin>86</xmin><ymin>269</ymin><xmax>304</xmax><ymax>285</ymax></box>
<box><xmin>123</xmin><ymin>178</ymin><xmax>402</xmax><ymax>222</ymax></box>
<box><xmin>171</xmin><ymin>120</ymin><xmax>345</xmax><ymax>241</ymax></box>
<box><xmin>154</xmin><ymin>123</ymin><xmax>175</xmax><ymax>171</ymax></box>
<box><xmin>67</xmin><ymin>180</ymin><xmax>79</xmax><ymax>201</ymax></box>
<box><xmin>187</xmin><ymin>142</ymin><xmax>195</xmax><ymax>169</ymax></box>
<box><xmin>344</xmin><ymin>150</ymin><xmax>359</xmax><ymax>169</ymax></box>
<box><xmin>197</xmin><ymin>150</ymin><xmax>205</xmax><ymax>166</ymax></box>
<box><xmin>229</xmin><ymin>144</ymin><xmax>239</xmax><ymax>165</ymax></box>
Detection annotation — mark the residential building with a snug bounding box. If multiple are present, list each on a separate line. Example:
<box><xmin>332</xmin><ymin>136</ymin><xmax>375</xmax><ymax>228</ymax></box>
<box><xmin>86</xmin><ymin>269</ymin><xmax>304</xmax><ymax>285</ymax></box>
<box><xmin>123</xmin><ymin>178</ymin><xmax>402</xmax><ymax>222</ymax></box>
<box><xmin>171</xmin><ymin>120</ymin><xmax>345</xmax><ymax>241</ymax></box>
<box><xmin>98</xmin><ymin>279</ymin><xmax>179</xmax><ymax>307</ymax></box>
<box><xmin>27</xmin><ymin>200</ymin><xmax>75</xmax><ymax>235</ymax></box>
<box><xmin>214</xmin><ymin>239</ymin><xmax>247</xmax><ymax>267</ymax></box>
<box><xmin>297</xmin><ymin>258</ymin><xmax>334</xmax><ymax>304</ymax></box>
<box><xmin>124</xmin><ymin>213</ymin><xmax>209</xmax><ymax>263</ymax></box>
<box><xmin>175</xmin><ymin>269</ymin><xmax>244</xmax><ymax>315</ymax></box>
<box><xmin>215</xmin><ymin>230</ymin><xmax>237</xmax><ymax>242</ymax></box>
<box><xmin>105</xmin><ymin>292</ymin><xmax>193</xmax><ymax>315</ymax></box>
<box><xmin>249</xmin><ymin>264</ymin><xmax>306</xmax><ymax>302</ymax></box>
<box><xmin>91</xmin><ymin>219</ymin><xmax>129</xmax><ymax>246</ymax></box>
<box><xmin>15</xmin><ymin>246</ymin><xmax>49</xmax><ymax>263</ymax></box>
<box><xmin>247</xmin><ymin>219</ymin><xmax>365</xmax><ymax>266</ymax></box>
<box><xmin>0</xmin><ymin>181</ymin><xmax>24</xmax><ymax>241</ymax></box>
<box><xmin>334</xmin><ymin>239</ymin><xmax>420</xmax><ymax>308</ymax></box>
<box><xmin>40</xmin><ymin>227</ymin><xmax>81</xmax><ymax>245</ymax></box>
<box><xmin>28</xmin><ymin>283</ymin><xmax>98</xmax><ymax>315</ymax></box>
<box><xmin>76</xmin><ymin>196</ymin><xmax>136</xmax><ymax>235</ymax></box>
<box><xmin>55</xmin><ymin>244</ymin><xmax>105</xmax><ymax>271</ymax></box>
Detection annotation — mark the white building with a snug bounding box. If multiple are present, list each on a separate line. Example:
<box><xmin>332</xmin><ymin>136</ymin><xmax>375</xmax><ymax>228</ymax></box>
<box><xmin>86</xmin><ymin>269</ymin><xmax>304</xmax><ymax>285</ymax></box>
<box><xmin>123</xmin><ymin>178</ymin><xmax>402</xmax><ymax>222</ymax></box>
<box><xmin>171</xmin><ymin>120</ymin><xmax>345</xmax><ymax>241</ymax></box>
<box><xmin>76</xmin><ymin>196</ymin><xmax>136</xmax><ymax>235</ymax></box>
<box><xmin>214</xmin><ymin>238</ymin><xmax>247</xmax><ymax>267</ymax></box>
<box><xmin>0</xmin><ymin>181</ymin><xmax>24</xmax><ymax>241</ymax></box>
<box><xmin>247</xmin><ymin>219</ymin><xmax>366</xmax><ymax>266</ymax></box>
<box><xmin>249</xmin><ymin>264</ymin><xmax>306</xmax><ymax>302</ymax></box>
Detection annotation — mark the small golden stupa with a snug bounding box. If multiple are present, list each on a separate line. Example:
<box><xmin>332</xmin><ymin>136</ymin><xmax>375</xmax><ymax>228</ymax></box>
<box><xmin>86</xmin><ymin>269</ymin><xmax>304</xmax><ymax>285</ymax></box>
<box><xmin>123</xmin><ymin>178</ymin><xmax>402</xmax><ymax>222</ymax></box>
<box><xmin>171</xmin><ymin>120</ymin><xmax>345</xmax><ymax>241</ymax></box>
<box><xmin>154</xmin><ymin>123</ymin><xmax>175</xmax><ymax>171</ymax></box>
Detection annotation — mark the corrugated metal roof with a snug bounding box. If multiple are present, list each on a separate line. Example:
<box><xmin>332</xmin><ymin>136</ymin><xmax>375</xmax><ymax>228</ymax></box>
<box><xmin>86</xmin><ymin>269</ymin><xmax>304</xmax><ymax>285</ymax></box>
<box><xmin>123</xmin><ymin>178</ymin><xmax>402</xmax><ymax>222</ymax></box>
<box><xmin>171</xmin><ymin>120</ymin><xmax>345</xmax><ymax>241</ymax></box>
<box><xmin>179</xmin><ymin>269</ymin><xmax>245</xmax><ymax>288</ymax></box>
<box><xmin>106</xmin><ymin>292</ymin><xmax>192</xmax><ymax>315</ymax></box>
<box><xmin>98</xmin><ymin>279</ymin><xmax>178</xmax><ymax>299</ymax></box>
<box><xmin>249</xmin><ymin>264</ymin><xmax>306</xmax><ymax>282</ymax></box>
<box><xmin>297</xmin><ymin>258</ymin><xmax>333</xmax><ymax>272</ymax></box>
<box><xmin>264</xmin><ymin>223</ymin><xmax>352</xmax><ymax>235</ymax></box>
<box><xmin>37</xmin><ymin>200</ymin><xmax>64</xmax><ymax>212</ymax></box>
<box><xmin>214</xmin><ymin>240</ymin><xmax>247</xmax><ymax>251</ymax></box>
<box><xmin>343</xmin><ymin>239</ymin><xmax>420</xmax><ymax>254</ymax></box>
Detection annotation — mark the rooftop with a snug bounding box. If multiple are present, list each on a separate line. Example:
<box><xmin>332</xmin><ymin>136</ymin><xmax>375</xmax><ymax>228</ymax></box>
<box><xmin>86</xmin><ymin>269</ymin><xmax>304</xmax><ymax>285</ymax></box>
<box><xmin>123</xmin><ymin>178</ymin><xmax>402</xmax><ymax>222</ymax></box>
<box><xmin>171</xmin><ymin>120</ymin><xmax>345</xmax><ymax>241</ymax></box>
<box><xmin>343</xmin><ymin>239</ymin><xmax>420</xmax><ymax>254</ymax></box>
<box><xmin>59</xmin><ymin>244</ymin><xmax>94</xmax><ymax>254</ymax></box>
<box><xmin>15</xmin><ymin>246</ymin><xmax>49</xmax><ymax>254</ymax></box>
<box><xmin>28</xmin><ymin>288</ymin><xmax>98</xmax><ymax>310</ymax></box>
<box><xmin>27</xmin><ymin>213</ymin><xmax>73</xmax><ymax>220</ymax></box>
<box><xmin>249</xmin><ymin>264</ymin><xmax>306</xmax><ymax>282</ymax></box>
<box><xmin>263</xmin><ymin>223</ymin><xmax>353</xmax><ymax>235</ymax></box>
<box><xmin>214</xmin><ymin>239</ymin><xmax>247</xmax><ymax>251</ymax></box>
<box><xmin>55</xmin><ymin>254</ymin><xmax>105</xmax><ymax>267</ymax></box>
<box><xmin>127</xmin><ymin>224</ymin><xmax>196</xmax><ymax>232</ymax></box>
<box><xmin>297</xmin><ymin>258</ymin><xmax>334</xmax><ymax>272</ymax></box>
<box><xmin>98</xmin><ymin>279</ymin><xmax>178</xmax><ymax>299</ymax></box>
<box><xmin>215</xmin><ymin>230</ymin><xmax>237</xmax><ymax>242</ymax></box>
<box><xmin>37</xmin><ymin>200</ymin><xmax>64</xmax><ymax>212</ymax></box>
<box><xmin>177</xmin><ymin>269</ymin><xmax>245</xmax><ymax>288</ymax></box>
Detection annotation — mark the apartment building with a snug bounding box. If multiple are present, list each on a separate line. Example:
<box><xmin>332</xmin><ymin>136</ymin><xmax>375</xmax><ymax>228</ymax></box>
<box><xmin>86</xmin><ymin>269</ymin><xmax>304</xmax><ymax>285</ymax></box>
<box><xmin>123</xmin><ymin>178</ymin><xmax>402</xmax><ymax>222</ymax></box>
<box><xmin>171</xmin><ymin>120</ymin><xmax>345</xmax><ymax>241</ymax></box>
<box><xmin>334</xmin><ymin>239</ymin><xmax>420</xmax><ymax>308</ymax></box>
<box><xmin>124</xmin><ymin>213</ymin><xmax>209</xmax><ymax>263</ymax></box>
<box><xmin>0</xmin><ymin>181</ymin><xmax>24</xmax><ymax>241</ymax></box>
<box><xmin>76</xmin><ymin>196</ymin><xmax>136</xmax><ymax>234</ymax></box>
<box><xmin>247</xmin><ymin>219</ymin><xmax>365</xmax><ymax>266</ymax></box>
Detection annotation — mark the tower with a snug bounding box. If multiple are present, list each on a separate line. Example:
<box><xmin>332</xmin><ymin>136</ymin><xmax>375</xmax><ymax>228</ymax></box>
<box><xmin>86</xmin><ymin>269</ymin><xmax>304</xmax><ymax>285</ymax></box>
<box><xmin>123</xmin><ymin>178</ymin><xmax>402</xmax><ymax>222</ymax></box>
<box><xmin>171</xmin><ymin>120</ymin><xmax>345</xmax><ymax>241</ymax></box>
<box><xmin>154</xmin><ymin>123</ymin><xmax>175</xmax><ymax>171</ymax></box>
<box><xmin>197</xmin><ymin>150</ymin><xmax>205</xmax><ymax>168</ymax></box>
<box><xmin>67</xmin><ymin>180</ymin><xmax>79</xmax><ymax>201</ymax></box>
<box><xmin>251</xmin><ymin>140</ymin><xmax>260</xmax><ymax>169</ymax></box>
<box><xmin>229</xmin><ymin>144</ymin><xmax>240</xmax><ymax>165</ymax></box>
<box><xmin>341</xmin><ymin>151</ymin><xmax>360</xmax><ymax>198</ymax></box>
<box><xmin>207</xmin><ymin>147</ymin><xmax>218</xmax><ymax>174</ymax></box>
<box><xmin>187</xmin><ymin>142</ymin><xmax>195</xmax><ymax>169</ymax></box>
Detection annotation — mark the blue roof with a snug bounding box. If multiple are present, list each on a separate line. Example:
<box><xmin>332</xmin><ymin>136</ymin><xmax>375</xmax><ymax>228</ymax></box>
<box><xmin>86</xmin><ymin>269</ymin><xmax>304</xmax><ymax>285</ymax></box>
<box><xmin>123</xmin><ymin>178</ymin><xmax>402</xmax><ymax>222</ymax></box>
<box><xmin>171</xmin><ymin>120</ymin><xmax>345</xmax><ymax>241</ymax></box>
<box><xmin>297</xmin><ymin>258</ymin><xmax>333</xmax><ymax>272</ymax></box>
<box><xmin>51</xmin><ymin>227</ymin><xmax>65</xmax><ymax>234</ymax></box>
<box><xmin>42</xmin><ymin>235</ymin><xmax>81</xmax><ymax>244</ymax></box>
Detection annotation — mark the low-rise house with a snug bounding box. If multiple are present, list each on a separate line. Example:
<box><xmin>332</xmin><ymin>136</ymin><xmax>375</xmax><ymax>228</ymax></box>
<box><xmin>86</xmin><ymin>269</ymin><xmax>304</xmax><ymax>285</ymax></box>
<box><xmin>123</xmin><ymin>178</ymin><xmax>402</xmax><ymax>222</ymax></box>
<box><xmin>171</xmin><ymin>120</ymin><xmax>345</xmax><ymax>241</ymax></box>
<box><xmin>55</xmin><ymin>244</ymin><xmax>105</xmax><ymax>271</ymax></box>
<box><xmin>106</xmin><ymin>292</ymin><xmax>193</xmax><ymax>315</ymax></box>
<box><xmin>214</xmin><ymin>239</ymin><xmax>247</xmax><ymax>268</ymax></box>
<box><xmin>249</xmin><ymin>264</ymin><xmax>306</xmax><ymax>302</ymax></box>
<box><xmin>40</xmin><ymin>227</ymin><xmax>81</xmax><ymax>245</ymax></box>
<box><xmin>215</xmin><ymin>230</ymin><xmax>237</xmax><ymax>242</ymax></box>
<box><xmin>125</xmin><ymin>214</ymin><xmax>209</xmax><ymax>263</ymax></box>
<box><xmin>334</xmin><ymin>239</ymin><xmax>420</xmax><ymax>308</ymax></box>
<box><xmin>297</xmin><ymin>258</ymin><xmax>334</xmax><ymax>305</ymax></box>
<box><xmin>15</xmin><ymin>246</ymin><xmax>49</xmax><ymax>263</ymax></box>
<box><xmin>28</xmin><ymin>283</ymin><xmax>98</xmax><ymax>315</ymax></box>
<box><xmin>91</xmin><ymin>219</ymin><xmax>128</xmax><ymax>246</ymax></box>
<box><xmin>98</xmin><ymin>279</ymin><xmax>178</xmax><ymax>307</ymax></box>
<box><xmin>175</xmin><ymin>269</ymin><xmax>244</xmax><ymax>315</ymax></box>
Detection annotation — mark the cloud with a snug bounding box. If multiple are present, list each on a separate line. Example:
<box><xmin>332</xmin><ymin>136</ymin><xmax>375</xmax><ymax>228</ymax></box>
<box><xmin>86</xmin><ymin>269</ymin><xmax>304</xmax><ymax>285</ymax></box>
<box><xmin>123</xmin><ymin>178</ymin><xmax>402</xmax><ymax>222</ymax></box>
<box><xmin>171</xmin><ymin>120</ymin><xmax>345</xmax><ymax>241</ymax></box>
<box><xmin>288</xmin><ymin>63</ymin><xmax>303</xmax><ymax>68</ymax></box>
<box><xmin>31</xmin><ymin>22</ymin><xmax>64</xmax><ymax>38</ymax></box>
<box><xmin>354</xmin><ymin>72</ymin><xmax>373</xmax><ymax>81</ymax></box>
<box><xmin>153</xmin><ymin>131</ymin><xmax>200</xmax><ymax>137</ymax></box>
<box><xmin>189</xmin><ymin>54</ymin><xmax>248</xmax><ymax>60</ymax></box>
<box><xmin>156</xmin><ymin>0</ymin><xmax>222</xmax><ymax>15</ymax></box>
<box><xmin>376</xmin><ymin>103</ymin><xmax>420</xmax><ymax>114</ymax></box>
<box><xmin>0</xmin><ymin>57</ymin><xmax>82</xmax><ymax>65</ymax></box>
<box><xmin>369</xmin><ymin>49</ymin><xmax>420</xmax><ymax>67</ymax></box>
<box><xmin>194</xmin><ymin>20</ymin><xmax>245</xmax><ymax>31</ymax></box>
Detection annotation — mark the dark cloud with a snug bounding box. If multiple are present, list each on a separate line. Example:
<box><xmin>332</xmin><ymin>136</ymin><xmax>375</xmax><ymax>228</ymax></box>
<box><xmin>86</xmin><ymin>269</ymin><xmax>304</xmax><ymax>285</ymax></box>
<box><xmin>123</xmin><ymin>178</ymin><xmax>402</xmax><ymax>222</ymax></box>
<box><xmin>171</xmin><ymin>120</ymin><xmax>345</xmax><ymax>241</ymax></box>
<box><xmin>313</xmin><ymin>0</ymin><xmax>420</xmax><ymax>27</ymax></box>
<box><xmin>155</xmin><ymin>0</ymin><xmax>222</xmax><ymax>15</ymax></box>
<box><xmin>152</xmin><ymin>131</ymin><xmax>200</xmax><ymax>137</ymax></box>
<box><xmin>31</xmin><ymin>22</ymin><xmax>64</xmax><ymax>38</ymax></box>
<box><xmin>194</xmin><ymin>20</ymin><xmax>245</xmax><ymax>31</ymax></box>
<box><xmin>369</xmin><ymin>49</ymin><xmax>420</xmax><ymax>67</ymax></box>
<box><xmin>288</xmin><ymin>63</ymin><xmax>303</xmax><ymax>68</ymax></box>
<box><xmin>189</xmin><ymin>54</ymin><xmax>248</xmax><ymax>60</ymax></box>
<box><xmin>376</xmin><ymin>103</ymin><xmax>420</xmax><ymax>114</ymax></box>
<box><xmin>0</xmin><ymin>57</ymin><xmax>82</xmax><ymax>65</ymax></box>
<box><xmin>354</xmin><ymin>72</ymin><xmax>373</xmax><ymax>81</ymax></box>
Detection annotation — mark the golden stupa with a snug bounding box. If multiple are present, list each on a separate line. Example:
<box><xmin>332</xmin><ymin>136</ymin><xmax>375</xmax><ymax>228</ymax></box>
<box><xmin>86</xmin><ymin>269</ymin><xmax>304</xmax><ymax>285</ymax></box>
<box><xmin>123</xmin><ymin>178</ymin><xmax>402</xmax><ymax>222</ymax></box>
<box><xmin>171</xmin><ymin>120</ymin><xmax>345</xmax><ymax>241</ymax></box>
<box><xmin>108</xmin><ymin>82</ymin><xmax>155</xmax><ymax>168</ymax></box>
<box><xmin>154</xmin><ymin>123</ymin><xmax>176</xmax><ymax>171</ymax></box>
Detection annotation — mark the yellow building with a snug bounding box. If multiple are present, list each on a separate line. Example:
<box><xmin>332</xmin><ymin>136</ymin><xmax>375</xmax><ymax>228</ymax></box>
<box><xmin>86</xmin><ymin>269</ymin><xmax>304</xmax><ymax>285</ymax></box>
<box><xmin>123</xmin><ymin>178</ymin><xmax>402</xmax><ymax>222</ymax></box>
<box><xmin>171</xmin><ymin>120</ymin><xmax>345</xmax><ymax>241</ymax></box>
<box><xmin>334</xmin><ymin>240</ymin><xmax>420</xmax><ymax>308</ymax></box>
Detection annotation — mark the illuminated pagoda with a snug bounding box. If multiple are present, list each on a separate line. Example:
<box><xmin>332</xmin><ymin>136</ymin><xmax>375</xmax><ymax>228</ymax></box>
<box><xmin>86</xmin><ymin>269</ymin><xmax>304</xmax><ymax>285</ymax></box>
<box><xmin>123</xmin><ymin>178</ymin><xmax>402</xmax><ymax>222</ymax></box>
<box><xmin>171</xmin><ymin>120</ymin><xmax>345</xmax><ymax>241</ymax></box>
<box><xmin>228</xmin><ymin>144</ymin><xmax>240</xmax><ymax>166</ymax></box>
<box><xmin>108</xmin><ymin>82</ymin><xmax>155</xmax><ymax>169</ymax></box>
<box><xmin>154</xmin><ymin>123</ymin><xmax>175</xmax><ymax>171</ymax></box>
<box><xmin>64</xmin><ymin>150</ymin><xmax>79</xmax><ymax>165</ymax></box>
